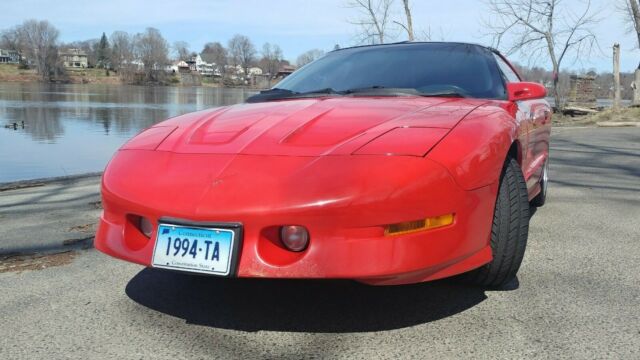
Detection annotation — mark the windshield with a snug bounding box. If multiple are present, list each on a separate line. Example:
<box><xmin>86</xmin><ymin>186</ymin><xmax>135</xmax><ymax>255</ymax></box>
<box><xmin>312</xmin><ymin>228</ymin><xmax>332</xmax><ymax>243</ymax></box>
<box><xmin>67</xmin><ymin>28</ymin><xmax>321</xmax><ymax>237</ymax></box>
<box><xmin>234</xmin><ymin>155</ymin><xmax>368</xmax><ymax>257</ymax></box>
<box><xmin>270</xmin><ymin>43</ymin><xmax>506</xmax><ymax>100</ymax></box>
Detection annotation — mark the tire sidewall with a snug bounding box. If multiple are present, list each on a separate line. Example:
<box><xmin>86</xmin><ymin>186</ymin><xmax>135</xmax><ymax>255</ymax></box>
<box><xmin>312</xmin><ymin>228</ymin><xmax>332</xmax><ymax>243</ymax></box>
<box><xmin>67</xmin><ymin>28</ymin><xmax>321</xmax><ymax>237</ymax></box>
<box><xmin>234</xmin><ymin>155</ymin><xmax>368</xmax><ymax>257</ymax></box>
<box><xmin>465</xmin><ymin>157</ymin><xmax>530</xmax><ymax>288</ymax></box>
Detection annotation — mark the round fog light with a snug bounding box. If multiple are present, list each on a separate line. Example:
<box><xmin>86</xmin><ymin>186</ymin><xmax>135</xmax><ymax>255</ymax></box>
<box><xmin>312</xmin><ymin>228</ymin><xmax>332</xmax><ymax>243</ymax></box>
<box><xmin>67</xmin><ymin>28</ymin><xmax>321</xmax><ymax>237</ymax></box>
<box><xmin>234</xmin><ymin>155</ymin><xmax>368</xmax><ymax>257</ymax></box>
<box><xmin>280</xmin><ymin>225</ymin><xmax>309</xmax><ymax>252</ymax></box>
<box><xmin>139</xmin><ymin>217</ymin><xmax>154</xmax><ymax>238</ymax></box>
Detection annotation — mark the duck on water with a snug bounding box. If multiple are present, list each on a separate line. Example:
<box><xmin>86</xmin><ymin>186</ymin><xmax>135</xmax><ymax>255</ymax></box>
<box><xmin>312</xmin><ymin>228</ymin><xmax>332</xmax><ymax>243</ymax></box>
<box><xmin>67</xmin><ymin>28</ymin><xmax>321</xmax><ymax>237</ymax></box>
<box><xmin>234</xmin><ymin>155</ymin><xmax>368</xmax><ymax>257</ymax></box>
<box><xmin>3</xmin><ymin>121</ymin><xmax>24</xmax><ymax>130</ymax></box>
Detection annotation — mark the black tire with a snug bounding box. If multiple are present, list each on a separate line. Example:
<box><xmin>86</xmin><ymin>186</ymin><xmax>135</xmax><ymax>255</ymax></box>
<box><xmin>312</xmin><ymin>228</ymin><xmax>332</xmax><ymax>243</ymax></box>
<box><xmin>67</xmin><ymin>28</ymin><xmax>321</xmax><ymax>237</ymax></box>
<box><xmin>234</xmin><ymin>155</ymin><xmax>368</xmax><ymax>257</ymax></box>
<box><xmin>531</xmin><ymin>158</ymin><xmax>549</xmax><ymax>207</ymax></box>
<box><xmin>466</xmin><ymin>157</ymin><xmax>530</xmax><ymax>288</ymax></box>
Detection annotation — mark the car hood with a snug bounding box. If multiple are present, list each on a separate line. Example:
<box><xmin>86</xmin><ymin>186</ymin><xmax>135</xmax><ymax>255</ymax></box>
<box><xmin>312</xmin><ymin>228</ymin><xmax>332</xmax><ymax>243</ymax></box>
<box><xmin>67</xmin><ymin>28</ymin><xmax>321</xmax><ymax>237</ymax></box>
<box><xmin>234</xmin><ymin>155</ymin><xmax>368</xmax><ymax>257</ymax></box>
<box><xmin>148</xmin><ymin>97</ymin><xmax>486</xmax><ymax>156</ymax></box>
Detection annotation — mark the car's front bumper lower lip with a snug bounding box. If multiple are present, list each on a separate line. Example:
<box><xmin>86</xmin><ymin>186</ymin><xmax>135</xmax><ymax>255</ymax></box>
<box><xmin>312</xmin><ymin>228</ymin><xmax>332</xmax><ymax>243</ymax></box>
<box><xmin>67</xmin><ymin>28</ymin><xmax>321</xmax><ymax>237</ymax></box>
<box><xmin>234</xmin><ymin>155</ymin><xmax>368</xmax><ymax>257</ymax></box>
<box><xmin>95</xmin><ymin>151</ymin><xmax>497</xmax><ymax>285</ymax></box>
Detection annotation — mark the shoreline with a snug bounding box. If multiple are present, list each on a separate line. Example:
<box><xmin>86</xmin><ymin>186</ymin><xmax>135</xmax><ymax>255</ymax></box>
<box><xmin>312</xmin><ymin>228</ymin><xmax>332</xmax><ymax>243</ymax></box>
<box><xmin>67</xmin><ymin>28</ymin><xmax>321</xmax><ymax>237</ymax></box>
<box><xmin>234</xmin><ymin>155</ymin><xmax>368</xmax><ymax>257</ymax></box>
<box><xmin>0</xmin><ymin>65</ymin><xmax>266</xmax><ymax>89</ymax></box>
<box><xmin>0</xmin><ymin>172</ymin><xmax>102</xmax><ymax>192</ymax></box>
<box><xmin>0</xmin><ymin>78</ymin><xmax>265</xmax><ymax>89</ymax></box>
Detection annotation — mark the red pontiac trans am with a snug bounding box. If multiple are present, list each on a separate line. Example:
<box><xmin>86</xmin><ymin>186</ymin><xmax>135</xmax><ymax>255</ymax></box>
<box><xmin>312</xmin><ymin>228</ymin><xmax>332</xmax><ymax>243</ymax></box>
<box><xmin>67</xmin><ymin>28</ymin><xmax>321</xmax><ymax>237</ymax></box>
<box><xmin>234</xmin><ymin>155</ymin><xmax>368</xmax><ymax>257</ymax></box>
<box><xmin>96</xmin><ymin>42</ymin><xmax>551</xmax><ymax>287</ymax></box>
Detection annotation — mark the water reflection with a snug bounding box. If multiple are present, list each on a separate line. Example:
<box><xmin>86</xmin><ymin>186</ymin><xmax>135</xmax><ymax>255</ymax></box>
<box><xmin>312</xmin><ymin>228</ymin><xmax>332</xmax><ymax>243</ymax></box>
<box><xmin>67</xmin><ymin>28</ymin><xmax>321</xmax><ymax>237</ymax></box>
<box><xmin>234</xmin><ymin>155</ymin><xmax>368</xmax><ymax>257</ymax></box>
<box><xmin>0</xmin><ymin>83</ymin><xmax>254</xmax><ymax>182</ymax></box>
<box><xmin>5</xmin><ymin>106</ymin><xmax>63</xmax><ymax>142</ymax></box>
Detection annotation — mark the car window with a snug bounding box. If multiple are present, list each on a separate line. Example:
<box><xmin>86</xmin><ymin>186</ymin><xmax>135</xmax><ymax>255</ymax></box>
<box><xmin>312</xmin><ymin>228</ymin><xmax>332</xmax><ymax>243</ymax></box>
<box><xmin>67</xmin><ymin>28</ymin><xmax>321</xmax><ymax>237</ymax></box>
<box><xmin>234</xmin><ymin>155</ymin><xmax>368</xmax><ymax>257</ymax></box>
<box><xmin>274</xmin><ymin>43</ymin><xmax>507</xmax><ymax>100</ymax></box>
<box><xmin>493</xmin><ymin>54</ymin><xmax>521</xmax><ymax>83</ymax></box>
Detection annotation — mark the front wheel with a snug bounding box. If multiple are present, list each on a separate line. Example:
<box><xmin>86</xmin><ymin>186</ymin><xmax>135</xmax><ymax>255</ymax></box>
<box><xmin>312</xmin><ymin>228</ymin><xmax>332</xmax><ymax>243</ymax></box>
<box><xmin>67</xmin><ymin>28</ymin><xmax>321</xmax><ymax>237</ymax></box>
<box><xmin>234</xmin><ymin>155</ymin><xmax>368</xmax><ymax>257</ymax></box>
<box><xmin>466</xmin><ymin>157</ymin><xmax>530</xmax><ymax>288</ymax></box>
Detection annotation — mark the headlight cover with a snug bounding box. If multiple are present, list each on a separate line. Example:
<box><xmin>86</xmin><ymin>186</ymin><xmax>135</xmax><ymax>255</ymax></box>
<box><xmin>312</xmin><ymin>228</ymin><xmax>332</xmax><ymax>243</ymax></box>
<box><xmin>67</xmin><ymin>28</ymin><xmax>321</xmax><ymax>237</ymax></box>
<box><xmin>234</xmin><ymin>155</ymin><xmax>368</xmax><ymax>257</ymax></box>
<box><xmin>121</xmin><ymin>126</ymin><xmax>177</xmax><ymax>151</ymax></box>
<box><xmin>353</xmin><ymin>127</ymin><xmax>449</xmax><ymax>156</ymax></box>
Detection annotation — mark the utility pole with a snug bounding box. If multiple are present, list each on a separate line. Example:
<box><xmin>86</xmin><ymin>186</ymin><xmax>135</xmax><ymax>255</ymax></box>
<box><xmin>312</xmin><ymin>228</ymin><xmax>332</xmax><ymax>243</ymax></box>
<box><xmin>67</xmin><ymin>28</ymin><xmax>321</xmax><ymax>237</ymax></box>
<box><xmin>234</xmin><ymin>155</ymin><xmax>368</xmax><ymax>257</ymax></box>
<box><xmin>613</xmin><ymin>43</ymin><xmax>621</xmax><ymax>112</ymax></box>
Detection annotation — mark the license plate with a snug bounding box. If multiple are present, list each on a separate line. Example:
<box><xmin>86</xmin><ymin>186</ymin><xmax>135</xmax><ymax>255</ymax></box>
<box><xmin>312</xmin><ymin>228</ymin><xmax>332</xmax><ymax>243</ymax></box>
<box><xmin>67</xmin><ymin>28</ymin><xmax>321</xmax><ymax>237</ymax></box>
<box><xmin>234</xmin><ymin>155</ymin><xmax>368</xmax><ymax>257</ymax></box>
<box><xmin>151</xmin><ymin>223</ymin><xmax>235</xmax><ymax>276</ymax></box>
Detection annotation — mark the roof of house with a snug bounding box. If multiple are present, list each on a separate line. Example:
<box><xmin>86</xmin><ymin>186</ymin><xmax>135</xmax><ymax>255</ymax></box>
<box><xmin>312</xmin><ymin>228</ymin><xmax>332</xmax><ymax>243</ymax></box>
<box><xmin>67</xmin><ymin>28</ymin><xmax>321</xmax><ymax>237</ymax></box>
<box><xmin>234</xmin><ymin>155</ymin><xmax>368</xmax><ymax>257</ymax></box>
<box><xmin>59</xmin><ymin>48</ymin><xmax>88</xmax><ymax>56</ymax></box>
<box><xmin>0</xmin><ymin>49</ymin><xmax>19</xmax><ymax>56</ymax></box>
<box><xmin>278</xmin><ymin>65</ymin><xmax>296</xmax><ymax>72</ymax></box>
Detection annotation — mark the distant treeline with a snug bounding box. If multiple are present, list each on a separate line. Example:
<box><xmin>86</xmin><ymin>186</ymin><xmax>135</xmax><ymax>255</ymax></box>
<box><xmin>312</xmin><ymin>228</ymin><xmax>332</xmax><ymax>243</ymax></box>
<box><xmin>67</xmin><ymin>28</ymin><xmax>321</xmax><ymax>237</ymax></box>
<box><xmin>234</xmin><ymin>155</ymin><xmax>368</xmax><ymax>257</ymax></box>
<box><xmin>1</xmin><ymin>18</ymin><xmax>634</xmax><ymax>96</ymax></box>
<box><xmin>514</xmin><ymin>64</ymin><xmax>635</xmax><ymax>101</ymax></box>
<box><xmin>0</xmin><ymin>20</ymin><xmax>327</xmax><ymax>85</ymax></box>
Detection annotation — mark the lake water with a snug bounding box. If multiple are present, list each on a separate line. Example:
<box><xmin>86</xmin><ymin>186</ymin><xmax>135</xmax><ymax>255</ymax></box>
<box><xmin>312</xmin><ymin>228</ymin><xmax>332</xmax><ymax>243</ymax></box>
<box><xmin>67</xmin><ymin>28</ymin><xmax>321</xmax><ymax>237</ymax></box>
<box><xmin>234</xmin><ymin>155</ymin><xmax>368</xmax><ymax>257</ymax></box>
<box><xmin>0</xmin><ymin>83</ymin><xmax>255</xmax><ymax>183</ymax></box>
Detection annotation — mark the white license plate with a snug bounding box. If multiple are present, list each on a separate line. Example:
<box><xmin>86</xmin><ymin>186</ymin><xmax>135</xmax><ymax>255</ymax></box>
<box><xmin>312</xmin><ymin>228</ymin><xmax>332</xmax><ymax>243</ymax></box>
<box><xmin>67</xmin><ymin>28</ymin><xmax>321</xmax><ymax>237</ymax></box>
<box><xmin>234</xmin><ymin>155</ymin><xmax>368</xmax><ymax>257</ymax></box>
<box><xmin>151</xmin><ymin>223</ymin><xmax>235</xmax><ymax>276</ymax></box>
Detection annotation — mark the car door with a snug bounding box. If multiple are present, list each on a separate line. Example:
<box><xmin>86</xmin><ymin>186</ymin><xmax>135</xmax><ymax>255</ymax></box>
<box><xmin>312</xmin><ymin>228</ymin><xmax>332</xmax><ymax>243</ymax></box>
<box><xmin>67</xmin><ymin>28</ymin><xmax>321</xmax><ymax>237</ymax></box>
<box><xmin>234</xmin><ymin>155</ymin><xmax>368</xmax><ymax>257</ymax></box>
<box><xmin>494</xmin><ymin>54</ymin><xmax>552</xmax><ymax>197</ymax></box>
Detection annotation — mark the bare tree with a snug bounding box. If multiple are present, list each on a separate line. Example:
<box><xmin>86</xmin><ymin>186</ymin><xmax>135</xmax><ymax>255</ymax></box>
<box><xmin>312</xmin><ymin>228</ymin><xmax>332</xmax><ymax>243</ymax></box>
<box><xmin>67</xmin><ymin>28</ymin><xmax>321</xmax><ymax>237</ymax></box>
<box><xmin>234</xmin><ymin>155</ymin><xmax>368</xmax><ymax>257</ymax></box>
<box><xmin>134</xmin><ymin>27</ymin><xmax>169</xmax><ymax>79</ymax></box>
<box><xmin>347</xmin><ymin>0</ymin><xmax>395</xmax><ymax>44</ymax></box>
<box><xmin>110</xmin><ymin>31</ymin><xmax>134</xmax><ymax>70</ymax></box>
<box><xmin>0</xmin><ymin>27</ymin><xmax>28</xmax><ymax>67</ymax></box>
<box><xmin>0</xmin><ymin>27</ymin><xmax>21</xmax><ymax>52</ymax></box>
<box><xmin>414</xmin><ymin>26</ymin><xmax>449</xmax><ymax>42</ymax></box>
<box><xmin>261</xmin><ymin>42</ymin><xmax>283</xmax><ymax>76</ymax></box>
<box><xmin>296</xmin><ymin>49</ymin><xmax>326</xmax><ymax>67</ymax></box>
<box><xmin>172</xmin><ymin>41</ymin><xmax>190</xmax><ymax>61</ymax></box>
<box><xmin>228</xmin><ymin>34</ymin><xmax>256</xmax><ymax>78</ymax></box>
<box><xmin>621</xmin><ymin>0</ymin><xmax>640</xmax><ymax>103</ymax></box>
<box><xmin>201</xmin><ymin>42</ymin><xmax>228</xmax><ymax>76</ymax></box>
<box><xmin>622</xmin><ymin>0</ymin><xmax>640</xmax><ymax>50</ymax></box>
<box><xmin>395</xmin><ymin>0</ymin><xmax>415</xmax><ymax>41</ymax></box>
<box><xmin>486</xmin><ymin>0</ymin><xmax>600</xmax><ymax>109</ymax></box>
<box><xmin>14</xmin><ymin>20</ymin><xmax>60</xmax><ymax>81</ymax></box>
<box><xmin>110</xmin><ymin>31</ymin><xmax>136</xmax><ymax>81</ymax></box>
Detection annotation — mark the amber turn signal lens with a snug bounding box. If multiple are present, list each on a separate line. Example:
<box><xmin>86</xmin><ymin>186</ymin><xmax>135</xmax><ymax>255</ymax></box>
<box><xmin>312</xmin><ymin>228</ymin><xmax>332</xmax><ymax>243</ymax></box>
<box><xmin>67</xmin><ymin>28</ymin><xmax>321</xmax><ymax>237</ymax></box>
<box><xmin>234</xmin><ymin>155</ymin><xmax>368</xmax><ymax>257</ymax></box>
<box><xmin>384</xmin><ymin>214</ymin><xmax>454</xmax><ymax>236</ymax></box>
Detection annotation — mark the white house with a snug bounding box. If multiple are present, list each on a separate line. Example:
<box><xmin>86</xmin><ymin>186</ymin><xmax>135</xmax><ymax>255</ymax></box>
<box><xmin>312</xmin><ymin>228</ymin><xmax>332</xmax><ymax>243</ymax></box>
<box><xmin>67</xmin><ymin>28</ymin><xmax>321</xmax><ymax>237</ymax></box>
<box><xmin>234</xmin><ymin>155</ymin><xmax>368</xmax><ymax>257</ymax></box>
<box><xmin>0</xmin><ymin>49</ymin><xmax>20</xmax><ymax>64</ymax></box>
<box><xmin>248</xmin><ymin>67</ymin><xmax>263</xmax><ymax>76</ymax></box>
<box><xmin>59</xmin><ymin>48</ymin><xmax>88</xmax><ymax>68</ymax></box>
<box><xmin>192</xmin><ymin>54</ymin><xmax>217</xmax><ymax>76</ymax></box>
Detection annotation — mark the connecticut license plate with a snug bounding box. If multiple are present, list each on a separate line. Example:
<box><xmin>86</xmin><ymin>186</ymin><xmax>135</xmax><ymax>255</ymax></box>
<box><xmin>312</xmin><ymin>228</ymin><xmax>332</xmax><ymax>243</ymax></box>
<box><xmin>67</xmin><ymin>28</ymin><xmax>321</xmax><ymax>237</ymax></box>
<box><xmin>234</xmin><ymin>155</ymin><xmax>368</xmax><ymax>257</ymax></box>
<box><xmin>152</xmin><ymin>223</ymin><xmax>234</xmax><ymax>276</ymax></box>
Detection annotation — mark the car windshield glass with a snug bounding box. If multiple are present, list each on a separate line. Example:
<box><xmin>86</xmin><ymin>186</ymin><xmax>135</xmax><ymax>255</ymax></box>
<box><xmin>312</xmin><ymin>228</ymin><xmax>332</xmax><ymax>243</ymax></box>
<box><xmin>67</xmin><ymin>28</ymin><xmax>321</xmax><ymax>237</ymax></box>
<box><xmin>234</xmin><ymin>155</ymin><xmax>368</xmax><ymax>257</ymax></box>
<box><xmin>272</xmin><ymin>43</ymin><xmax>506</xmax><ymax>100</ymax></box>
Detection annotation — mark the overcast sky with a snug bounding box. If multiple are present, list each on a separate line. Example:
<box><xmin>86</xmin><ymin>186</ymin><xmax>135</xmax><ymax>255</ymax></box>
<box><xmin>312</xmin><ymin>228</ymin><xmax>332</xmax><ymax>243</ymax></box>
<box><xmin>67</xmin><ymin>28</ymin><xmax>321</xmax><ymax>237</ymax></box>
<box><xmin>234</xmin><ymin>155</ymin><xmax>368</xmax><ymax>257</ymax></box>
<box><xmin>1</xmin><ymin>0</ymin><xmax>637</xmax><ymax>72</ymax></box>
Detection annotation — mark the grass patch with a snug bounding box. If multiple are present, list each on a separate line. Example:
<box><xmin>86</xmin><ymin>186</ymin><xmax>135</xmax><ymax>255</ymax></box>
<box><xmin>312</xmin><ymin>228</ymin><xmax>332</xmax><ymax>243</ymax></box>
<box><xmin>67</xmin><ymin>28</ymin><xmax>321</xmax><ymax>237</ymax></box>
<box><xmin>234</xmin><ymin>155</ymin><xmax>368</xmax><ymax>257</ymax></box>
<box><xmin>65</xmin><ymin>67</ymin><xmax>113</xmax><ymax>78</ymax></box>
<box><xmin>554</xmin><ymin>107</ymin><xmax>640</xmax><ymax>126</ymax></box>
<box><xmin>0</xmin><ymin>63</ymin><xmax>38</xmax><ymax>77</ymax></box>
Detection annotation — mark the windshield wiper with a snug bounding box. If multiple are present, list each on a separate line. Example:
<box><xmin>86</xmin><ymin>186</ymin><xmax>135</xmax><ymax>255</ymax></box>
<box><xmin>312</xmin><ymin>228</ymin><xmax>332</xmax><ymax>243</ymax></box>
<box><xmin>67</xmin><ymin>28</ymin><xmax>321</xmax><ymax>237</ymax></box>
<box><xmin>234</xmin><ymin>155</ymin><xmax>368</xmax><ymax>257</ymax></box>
<box><xmin>296</xmin><ymin>88</ymin><xmax>346</xmax><ymax>96</ymax></box>
<box><xmin>418</xmin><ymin>90</ymin><xmax>467</xmax><ymax>98</ymax></box>
<box><xmin>246</xmin><ymin>87</ymin><xmax>344</xmax><ymax>103</ymax></box>
<box><xmin>343</xmin><ymin>86</ymin><xmax>422</xmax><ymax>96</ymax></box>
<box><xmin>258</xmin><ymin>87</ymin><xmax>295</xmax><ymax>94</ymax></box>
<box><xmin>247</xmin><ymin>86</ymin><xmax>468</xmax><ymax>103</ymax></box>
<box><xmin>343</xmin><ymin>86</ymin><xmax>468</xmax><ymax>98</ymax></box>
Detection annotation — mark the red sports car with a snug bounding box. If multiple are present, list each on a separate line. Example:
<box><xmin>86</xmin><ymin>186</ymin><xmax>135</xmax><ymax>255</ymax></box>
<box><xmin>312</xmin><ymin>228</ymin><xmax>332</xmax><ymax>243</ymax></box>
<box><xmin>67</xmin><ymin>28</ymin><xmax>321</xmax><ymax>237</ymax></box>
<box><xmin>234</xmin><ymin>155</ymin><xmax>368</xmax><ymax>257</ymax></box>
<box><xmin>96</xmin><ymin>42</ymin><xmax>551</xmax><ymax>287</ymax></box>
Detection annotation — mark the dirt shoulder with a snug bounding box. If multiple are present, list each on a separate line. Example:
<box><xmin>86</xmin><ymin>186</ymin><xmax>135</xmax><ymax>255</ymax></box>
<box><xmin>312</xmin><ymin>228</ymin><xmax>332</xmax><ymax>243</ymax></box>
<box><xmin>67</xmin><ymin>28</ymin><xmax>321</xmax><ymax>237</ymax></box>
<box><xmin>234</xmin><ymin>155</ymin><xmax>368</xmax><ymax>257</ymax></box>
<box><xmin>553</xmin><ymin>107</ymin><xmax>640</xmax><ymax>127</ymax></box>
<box><xmin>553</xmin><ymin>106</ymin><xmax>640</xmax><ymax>127</ymax></box>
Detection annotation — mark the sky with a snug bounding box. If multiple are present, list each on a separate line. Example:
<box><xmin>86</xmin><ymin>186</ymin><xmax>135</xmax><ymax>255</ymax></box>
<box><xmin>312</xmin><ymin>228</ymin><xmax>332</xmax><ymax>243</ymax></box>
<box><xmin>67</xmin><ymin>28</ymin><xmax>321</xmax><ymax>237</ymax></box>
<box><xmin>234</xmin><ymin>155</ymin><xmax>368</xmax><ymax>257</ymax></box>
<box><xmin>1</xmin><ymin>0</ymin><xmax>637</xmax><ymax>72</ymax></box>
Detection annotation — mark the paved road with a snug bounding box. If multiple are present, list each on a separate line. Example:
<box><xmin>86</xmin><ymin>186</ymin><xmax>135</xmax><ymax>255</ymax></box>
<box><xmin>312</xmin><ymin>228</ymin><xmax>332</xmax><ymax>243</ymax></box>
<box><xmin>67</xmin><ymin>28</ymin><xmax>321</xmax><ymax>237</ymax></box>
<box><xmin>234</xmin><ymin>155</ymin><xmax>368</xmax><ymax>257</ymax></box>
<box><xmin>0</xmin><ymin>174</ymin><xmax>101</xmax><ymax>254</ymax></box>
<box><xmin>1</xmin><ymin>127</ymin><xmax>639</xmax><ymax>359</ymax></box>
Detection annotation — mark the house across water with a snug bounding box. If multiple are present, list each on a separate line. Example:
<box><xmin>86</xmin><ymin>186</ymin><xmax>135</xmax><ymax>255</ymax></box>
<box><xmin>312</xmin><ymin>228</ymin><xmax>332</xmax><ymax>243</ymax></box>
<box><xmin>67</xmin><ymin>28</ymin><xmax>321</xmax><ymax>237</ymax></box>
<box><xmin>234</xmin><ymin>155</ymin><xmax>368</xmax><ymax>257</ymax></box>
<box><xmin>59</xmin><ymin>48</ymin><xmax>88</xmax><ymax>68</ymax></box>
<box><xmin>0</xmin><ymin>49</ymin><xmax>20</xmax><ymax>64</ymax></box>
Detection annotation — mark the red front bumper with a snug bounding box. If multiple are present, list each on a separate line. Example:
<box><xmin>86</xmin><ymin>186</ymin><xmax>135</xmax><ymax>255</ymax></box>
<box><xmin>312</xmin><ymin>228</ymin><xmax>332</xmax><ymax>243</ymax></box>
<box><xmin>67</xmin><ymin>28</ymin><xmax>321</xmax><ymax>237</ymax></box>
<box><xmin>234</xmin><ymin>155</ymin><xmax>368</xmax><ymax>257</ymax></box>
<box><xmin>95</xmin><ymin>150</ymin><xmax>497</xmax><ymax>285</ymax></box>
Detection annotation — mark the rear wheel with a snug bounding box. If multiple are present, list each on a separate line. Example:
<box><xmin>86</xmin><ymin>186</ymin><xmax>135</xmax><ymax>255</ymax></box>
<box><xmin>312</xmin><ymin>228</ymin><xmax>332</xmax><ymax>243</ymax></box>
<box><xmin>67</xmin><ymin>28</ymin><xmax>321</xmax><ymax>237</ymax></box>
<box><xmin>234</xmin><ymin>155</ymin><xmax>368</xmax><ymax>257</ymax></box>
<box><xmin>531</xmin><ymin>158</ymin><xmax>549</xmax><ymax>207</ymax></box>
<box><xmin>466</xmin><ymin>157</ymin><xmax>530</xmax><ymax>288</ymax></box>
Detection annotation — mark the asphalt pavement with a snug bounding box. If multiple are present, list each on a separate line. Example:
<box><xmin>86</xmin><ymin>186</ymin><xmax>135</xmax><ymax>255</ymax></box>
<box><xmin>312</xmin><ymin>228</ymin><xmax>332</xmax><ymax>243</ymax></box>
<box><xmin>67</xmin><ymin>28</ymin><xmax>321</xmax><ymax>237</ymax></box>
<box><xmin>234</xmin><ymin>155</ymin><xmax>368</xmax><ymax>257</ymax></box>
<box><xmin>1</xmin><ymin>127</ymin><xmax>639</xmax><ymax>359</ymax></box>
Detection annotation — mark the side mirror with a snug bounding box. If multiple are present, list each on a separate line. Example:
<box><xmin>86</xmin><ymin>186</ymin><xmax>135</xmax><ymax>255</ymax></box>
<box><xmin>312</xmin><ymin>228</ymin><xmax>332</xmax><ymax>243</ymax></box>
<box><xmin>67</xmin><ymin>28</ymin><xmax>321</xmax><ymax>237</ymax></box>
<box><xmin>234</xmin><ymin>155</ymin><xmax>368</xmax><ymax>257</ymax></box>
<box><xmin>507</xmin><ymin>82</ymin><xmax>547</xmax><ymax>102</ymax></box>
